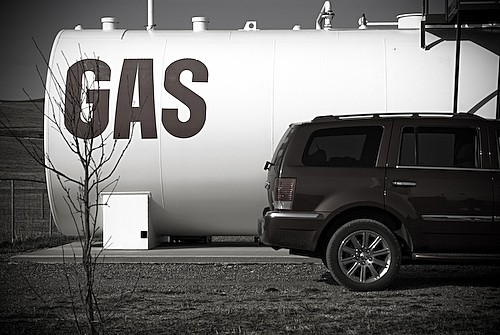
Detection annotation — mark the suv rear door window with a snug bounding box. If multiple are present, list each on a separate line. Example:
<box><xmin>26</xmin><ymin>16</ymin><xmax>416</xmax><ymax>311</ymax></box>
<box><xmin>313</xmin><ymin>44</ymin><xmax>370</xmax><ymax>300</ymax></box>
<box><xmin>399</xmin><ymin>127</ymin><xmax>479</xmax><ymax>168</ymax></box>
<box><xmin>303</xmin><ymin>126</ymin><xmax>383</xmax><ymax>167</ymax></box>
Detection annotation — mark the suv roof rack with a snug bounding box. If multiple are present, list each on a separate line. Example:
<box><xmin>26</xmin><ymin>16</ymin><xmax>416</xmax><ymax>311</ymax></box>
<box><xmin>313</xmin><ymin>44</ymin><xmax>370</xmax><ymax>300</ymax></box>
<box><xmin>311</xmin><ymin>112</ymin><xmax>484</xmax><ymax>122</ymax></box>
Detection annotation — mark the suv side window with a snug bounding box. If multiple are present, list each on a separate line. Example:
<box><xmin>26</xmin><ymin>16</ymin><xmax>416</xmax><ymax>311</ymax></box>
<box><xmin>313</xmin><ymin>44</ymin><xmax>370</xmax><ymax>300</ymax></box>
<box><xmin>272</xmin><ymin>126</ymin><xmax>296</xmax><ymax>168</ymax></box>
<box><xmin>497</xmin><ymin>130</ymin><xmax>500</xmax><ymax>168</ymax></box>
<box><xmin>399</xmin><ymin>127</ymin><xmax>479</xmax><ymax>168</ymax></box>
<box><xmin>302</xmin><ymin>126</ymin><xmax>383</xmax><ymax>167</ymax></box>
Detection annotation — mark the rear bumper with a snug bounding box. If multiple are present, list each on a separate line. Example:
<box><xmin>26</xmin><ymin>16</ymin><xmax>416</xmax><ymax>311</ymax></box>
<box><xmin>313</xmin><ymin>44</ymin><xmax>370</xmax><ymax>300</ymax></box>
<box><xmin>258</xmin><ymin>211</ymin><xmax>326</xmax><ymax>251</ymax></box>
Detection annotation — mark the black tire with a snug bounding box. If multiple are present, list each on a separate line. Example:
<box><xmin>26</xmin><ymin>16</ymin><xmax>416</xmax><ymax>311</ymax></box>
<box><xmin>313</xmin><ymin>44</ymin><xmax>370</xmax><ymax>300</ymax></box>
<box><xmin>321</xmin><ymin>255</ymin><xmax>329</xmax><ymax>269</ymax></box>
<box><xmin>325</xmin><ymin>219</ymin><xmax>401</xmax><ymax>291</ymax></box>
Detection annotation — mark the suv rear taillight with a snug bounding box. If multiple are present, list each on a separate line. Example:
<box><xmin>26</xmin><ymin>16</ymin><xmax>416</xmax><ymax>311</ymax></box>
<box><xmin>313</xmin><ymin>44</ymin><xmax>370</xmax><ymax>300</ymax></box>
<box><xmin>273</xmin><ymin>178</ymin><xmax>296</xmax><ymax>210</ymax></box>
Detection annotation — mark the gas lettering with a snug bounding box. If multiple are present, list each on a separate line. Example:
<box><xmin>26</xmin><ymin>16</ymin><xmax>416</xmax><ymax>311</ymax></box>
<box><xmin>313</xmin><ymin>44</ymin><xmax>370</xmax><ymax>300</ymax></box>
<box><xmin>64</xmin><ymin>58</ymin><xmax>208</xmax><ymax>140</ymax></box>
<box><xmin>115</xmin><ymin>59</ymin><xmax>157</xmax><ymax>139</ymax></box>
<box><xmin>65</xmin><ymin>59</ymin><xmax>111</xmax><ymax>139</ymax></box>
<box><xmin>163</xmin><ymin>59</ymin><xmax>208</xmax><ymax>138</ymax></box>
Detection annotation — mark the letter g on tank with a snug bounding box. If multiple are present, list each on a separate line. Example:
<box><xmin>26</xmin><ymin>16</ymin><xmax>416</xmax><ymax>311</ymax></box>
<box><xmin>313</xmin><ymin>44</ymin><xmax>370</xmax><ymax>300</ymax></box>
<box><xmin>64</xmin><ymin>59</ymin><xmax>110</xmax><ymax>139</ymax></box>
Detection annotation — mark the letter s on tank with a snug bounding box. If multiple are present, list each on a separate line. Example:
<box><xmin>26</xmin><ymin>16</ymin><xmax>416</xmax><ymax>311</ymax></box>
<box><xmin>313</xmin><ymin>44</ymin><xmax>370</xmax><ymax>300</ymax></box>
<box><xmin>163</xmin><ymin>59</ymin><xmax>209</xmax><ymax>139</ymax></box>
<box><xmin>63</xmin><ymin>58</ymin><xmax>209</xmax><ymax>140</ymax></box>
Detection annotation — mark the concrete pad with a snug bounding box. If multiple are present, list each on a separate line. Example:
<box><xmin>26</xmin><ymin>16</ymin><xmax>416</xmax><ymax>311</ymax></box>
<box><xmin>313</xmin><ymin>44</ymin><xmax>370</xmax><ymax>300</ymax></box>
<box><xmin>11</xmin><ymin>242</ymin><xmax>322</xmax><ymax>264</ymax></box>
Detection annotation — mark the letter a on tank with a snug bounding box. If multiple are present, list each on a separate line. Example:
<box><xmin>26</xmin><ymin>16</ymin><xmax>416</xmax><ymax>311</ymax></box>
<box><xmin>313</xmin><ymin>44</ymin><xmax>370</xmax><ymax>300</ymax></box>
<box><xmin>115</xmin><ymin>59</ymin><xmax>157</xmax><ymax>139</ymax></box>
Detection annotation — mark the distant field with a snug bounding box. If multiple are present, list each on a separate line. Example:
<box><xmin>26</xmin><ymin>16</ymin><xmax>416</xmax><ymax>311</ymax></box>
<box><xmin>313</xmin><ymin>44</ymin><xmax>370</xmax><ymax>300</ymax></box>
<box><xmin>0</xmin><ymin>100</ymin><xmax>43</xmax><ymax>133</ymax></box>
<box><xmin>0</xmin><ymin>100</ymin><xmax>45</xmax><ymax>181</ymax></box>
<box><xmin>0</xmin><ymin>100</ymin><xmax>54</xmax><ymax>241</ymax></box>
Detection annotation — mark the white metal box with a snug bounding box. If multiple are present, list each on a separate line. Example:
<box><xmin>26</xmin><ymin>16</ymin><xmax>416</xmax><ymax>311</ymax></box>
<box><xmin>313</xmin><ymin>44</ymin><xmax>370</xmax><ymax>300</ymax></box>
<box><xmin>102</xmin><ymin>192</ymin><xmax>157</xmax><ymax>249</ymax></box>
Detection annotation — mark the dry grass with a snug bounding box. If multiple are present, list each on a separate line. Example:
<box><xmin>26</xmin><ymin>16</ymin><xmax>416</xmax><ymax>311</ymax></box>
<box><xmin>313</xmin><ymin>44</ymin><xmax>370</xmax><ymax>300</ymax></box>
<box><xmin>1</xmin><ymin>262</ymin><xmax>499</xmax><ymax>334</ymax></box>
<box><xmin>0</xmin><ymin>235</ymin><xmax>77</xmax><ymax>261</ymax></box>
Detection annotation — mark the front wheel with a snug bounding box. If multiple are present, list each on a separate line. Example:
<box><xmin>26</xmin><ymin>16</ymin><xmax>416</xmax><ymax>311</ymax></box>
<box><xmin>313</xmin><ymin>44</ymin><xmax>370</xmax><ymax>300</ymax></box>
<box><xmin>325</xmin><ymin>219</ymin><xmax>401</xmax><ymax>291</ymax></box>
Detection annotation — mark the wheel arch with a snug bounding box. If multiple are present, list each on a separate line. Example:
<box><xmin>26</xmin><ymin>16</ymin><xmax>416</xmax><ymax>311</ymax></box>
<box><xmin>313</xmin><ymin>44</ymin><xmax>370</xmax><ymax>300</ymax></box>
<box><xmin>316</xmin><ymin>206</ymin><xmax>412</xmax><ymax>257</ymax></box>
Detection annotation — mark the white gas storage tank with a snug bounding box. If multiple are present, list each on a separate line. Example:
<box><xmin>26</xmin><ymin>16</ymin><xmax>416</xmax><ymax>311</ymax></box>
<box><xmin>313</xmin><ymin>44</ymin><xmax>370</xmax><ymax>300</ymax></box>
<box><xmin>44</xmin><ymin>7</ymin><xmax>499</xmax><ymax>237</ymax></box>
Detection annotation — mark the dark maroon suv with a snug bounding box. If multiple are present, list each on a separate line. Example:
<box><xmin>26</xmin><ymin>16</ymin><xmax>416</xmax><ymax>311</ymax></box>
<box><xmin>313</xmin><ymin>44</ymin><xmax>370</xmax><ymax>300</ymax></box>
<box><xmin>259</xmin><ymin>113</ymin><xmax>500</xmax><ymax>291</ymax></box>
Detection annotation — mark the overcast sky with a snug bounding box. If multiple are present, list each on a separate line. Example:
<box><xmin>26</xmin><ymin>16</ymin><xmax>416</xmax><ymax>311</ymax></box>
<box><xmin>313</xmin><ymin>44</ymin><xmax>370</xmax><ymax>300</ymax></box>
<box><xmin>0</xmin><ymin>0</ymin><xmax>430</xmax><ymax>100</ymax></box>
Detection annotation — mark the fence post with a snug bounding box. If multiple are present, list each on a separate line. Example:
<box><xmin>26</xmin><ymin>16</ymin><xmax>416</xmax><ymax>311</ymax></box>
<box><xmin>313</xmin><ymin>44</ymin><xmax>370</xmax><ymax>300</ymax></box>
<box><xmin>11</xmin><ymin>179</ymin><xmax>15</xmax><ymax>243</ymax></box>
<box><xmin>42</xmin><ymin>191</ymin><xmax>52</xmax><ymax>236</ymax></box>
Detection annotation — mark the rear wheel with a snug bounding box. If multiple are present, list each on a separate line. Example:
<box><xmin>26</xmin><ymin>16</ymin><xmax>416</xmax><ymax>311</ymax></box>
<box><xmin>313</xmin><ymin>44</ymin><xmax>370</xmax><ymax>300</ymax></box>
<box><xmin>326</xmin><ymin>219</ymin><xmax>401</xmax><ymax>291</ymax></box>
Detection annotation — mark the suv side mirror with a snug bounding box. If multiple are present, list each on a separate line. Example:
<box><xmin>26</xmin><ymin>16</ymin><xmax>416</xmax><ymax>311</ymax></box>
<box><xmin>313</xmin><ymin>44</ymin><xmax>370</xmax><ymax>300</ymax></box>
<box><xmin>264</xmin><ymin>161</ymin><xmax>274</xmax><ymax>170</ymax></box>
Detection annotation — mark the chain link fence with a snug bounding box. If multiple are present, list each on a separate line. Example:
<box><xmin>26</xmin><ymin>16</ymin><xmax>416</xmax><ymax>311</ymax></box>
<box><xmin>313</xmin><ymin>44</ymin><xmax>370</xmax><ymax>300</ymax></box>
<box><xmin>0</xmin><ymin>179</ymin><xmax>59</xmax><ymax>242</ymax></box>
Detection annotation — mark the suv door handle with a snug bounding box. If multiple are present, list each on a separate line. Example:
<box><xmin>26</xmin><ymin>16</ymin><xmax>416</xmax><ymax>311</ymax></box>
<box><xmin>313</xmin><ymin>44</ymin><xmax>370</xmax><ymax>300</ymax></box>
<box><xmin>392</xmin><ymin>181</ymin><xmax>417</xmax><ymax>187</ymax></box>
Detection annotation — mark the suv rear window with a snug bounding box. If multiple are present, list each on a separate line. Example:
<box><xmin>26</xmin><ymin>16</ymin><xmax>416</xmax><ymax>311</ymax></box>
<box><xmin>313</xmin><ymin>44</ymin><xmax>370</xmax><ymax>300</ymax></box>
<box><xmin>302</xmin><ymin>126</ymin><xmax>383</xmax><ymax>167</ymax></box>
<box><xmin>399</xmin><ymin>127</ymin><xmax>479</xmax><ymax>168</ymax></box>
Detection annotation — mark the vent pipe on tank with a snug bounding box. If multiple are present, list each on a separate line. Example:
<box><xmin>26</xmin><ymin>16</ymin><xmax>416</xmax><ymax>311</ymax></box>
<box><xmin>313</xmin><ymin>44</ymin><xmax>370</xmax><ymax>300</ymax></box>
<box><xmin>357</xmin><ymin>13</ymin><xmax>421</xmax><ymax>30</ymax></box>
<box><xmin>316</xmin><ymin>1</ymin><xmax>335</xmax><ymax>30</ymax></box>
<box><xmin>101</xmin><ymin>17</ymin><xmax>118</xmax><ymax>31</ymax></box>
<box><xmin>397</xmin><ymin>14</ymin><xmax>422</xmax><ymax>29</ymax></box>
<box><xmin>358</xmin><ymin>14</ymin><xmax>368</xmax><ymax>30</ymax></box>
<box><xmin>192</xmin><ymin>17</ymin><xmax>209</xmax><ymax>31</ymax></box>
<box><xmin>147</xmin><ymin>0</ymin><xmax>155</xmax><ymax>30</ymax></box>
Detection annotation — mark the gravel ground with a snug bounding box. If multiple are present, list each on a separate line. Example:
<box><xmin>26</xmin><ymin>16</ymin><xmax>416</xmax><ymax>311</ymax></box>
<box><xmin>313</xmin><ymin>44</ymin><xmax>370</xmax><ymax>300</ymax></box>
<box><xmin>1</xmin><ymin>259</ymin><xmax>500</xmax><ymax>334</ymax></box>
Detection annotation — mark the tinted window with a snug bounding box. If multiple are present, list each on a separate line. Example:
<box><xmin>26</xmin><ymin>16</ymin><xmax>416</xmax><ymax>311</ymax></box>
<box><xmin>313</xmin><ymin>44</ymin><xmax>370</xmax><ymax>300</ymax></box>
<box><xmin>272</xmin><ymin>125</ymin><xmax>296</xmax><ymax>168</ymax></box>
<box><xmin>497</xmin><ymin>130</ymin><xmax>500</xmax><ymax>168</ymax></box>
<box><xmin>303</xmin><ymin>126</ymin><xmax>383</xmax><ymax>167</ymax></box>
<box><xmin>399</xmin><ymin>127</ymin><xmax>478</xmax><ymax>168</ymax></box>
